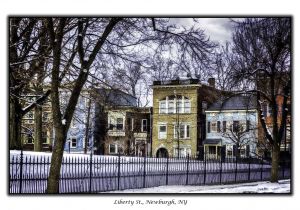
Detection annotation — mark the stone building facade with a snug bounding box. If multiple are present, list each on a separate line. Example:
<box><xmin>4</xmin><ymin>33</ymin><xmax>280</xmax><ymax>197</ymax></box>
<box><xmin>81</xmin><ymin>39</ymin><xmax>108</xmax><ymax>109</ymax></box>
<box><xmin>151</xmin><ymin>78</ymin><xmax>220</xmax><ymax>158</ymax></box>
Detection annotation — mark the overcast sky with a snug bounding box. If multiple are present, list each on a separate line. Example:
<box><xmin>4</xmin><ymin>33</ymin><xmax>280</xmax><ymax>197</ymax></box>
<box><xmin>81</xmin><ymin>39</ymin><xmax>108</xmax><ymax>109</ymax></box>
<box><xmin>170</xmin><ymin>18</ymin><xmax>234</xmax><ymax>46</ymax></box>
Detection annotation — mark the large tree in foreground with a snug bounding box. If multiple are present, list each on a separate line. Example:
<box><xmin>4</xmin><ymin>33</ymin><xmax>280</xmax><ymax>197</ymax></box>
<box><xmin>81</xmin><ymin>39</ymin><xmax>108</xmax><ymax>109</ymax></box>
<box><xmin>43</xmin><ymin>17</ymin><xmax>217</xmax><ymax>193</ymax></box>
<box><xmin>231</xmin><ymin>18</ymin><xmax>291</xmax><ymax>182</ymax></box>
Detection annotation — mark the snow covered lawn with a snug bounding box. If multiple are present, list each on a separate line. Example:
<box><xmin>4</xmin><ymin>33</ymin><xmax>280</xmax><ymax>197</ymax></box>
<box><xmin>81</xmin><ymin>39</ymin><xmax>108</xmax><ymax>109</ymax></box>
<box><xmin>106</xmin><ymin>179</ymin><xmax>290</xmax><ymax>193</ymax></box>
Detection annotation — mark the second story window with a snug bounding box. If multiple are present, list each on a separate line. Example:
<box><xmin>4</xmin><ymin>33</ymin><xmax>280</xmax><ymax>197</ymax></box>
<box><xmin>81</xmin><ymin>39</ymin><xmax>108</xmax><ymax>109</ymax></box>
<box><xmin>159</xmin><ymin>95</ymin><xmax>191</xmax><ymax>114</ymax></box>
<box><xmin>116</xmin><ymin>118</ymin><xmax>123</xmax><ymax>130</ymax></box>
<box><xmin>159</xmin><ymin>100</ymin><xmax>167</xmax><ymax>113</ymax></box>
<box><xmin>211</xmin><ymin>122</ymin><xmax>217</xmax><ymax>132</ymax></box>
<box><xmin>232</xmin><ymin>121</ymin><xmax>240</xmax><ymax>133</ymax></box>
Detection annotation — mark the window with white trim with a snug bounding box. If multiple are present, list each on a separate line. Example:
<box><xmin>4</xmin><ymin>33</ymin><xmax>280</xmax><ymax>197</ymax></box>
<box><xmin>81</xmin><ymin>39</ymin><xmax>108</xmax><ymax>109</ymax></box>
<box><xmin>116</xmin><ymin>118</ymin><xmax>123</xmax><ymax>130</ymax></box>
<box><xmin>109</xmin><ymin>144</ymin><xmax>118</xmax><ymax>154</ymax></box>
<box><xmin>159</xmin><ymin>95</ymin><xmax>191</xmax><ymax>114</ymax></box>
<box><xmin>158</xmin><ymin>124</ymin><xmax>167</xmax><ymax>139</ymax></box>
<box><xmin>210</xmin><ymin>122</ymin><xmax>217</xmax><ymax>132</ymax></box>
<box><xmin>71</xmin><ymin>138</ymin><xmax>77</xmax><ymax>148</ymax></box>
<box><xmin>174</xmin><ymin>123</ymin><xmax>190</xmax><ymax>139</ymax></box>
<box><xmin>159</xmin><ymin>100</ymin><xmax>167</xmax><ymax>114</ymax></box>
<box><xmin>226</xmin><ymin>145</ymin><xmax>233</xmax><ymax>157</ymax></box>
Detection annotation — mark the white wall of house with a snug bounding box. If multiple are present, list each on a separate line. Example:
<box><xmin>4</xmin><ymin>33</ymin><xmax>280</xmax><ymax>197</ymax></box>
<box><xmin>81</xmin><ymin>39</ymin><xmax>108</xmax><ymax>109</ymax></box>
<box><xmin>205</xmin><ymin>110</ymin><xmax>258</xmax><ymax>157</ymax></box>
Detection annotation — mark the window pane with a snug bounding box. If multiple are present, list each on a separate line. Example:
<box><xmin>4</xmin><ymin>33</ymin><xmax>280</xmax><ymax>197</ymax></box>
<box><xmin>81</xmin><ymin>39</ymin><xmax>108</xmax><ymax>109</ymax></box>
<box><xmin>116</xmin><ymin>118</ymin><xmax>123</xmax><ymax>130</ymax></box>
<box><xmin>110</xmin><ymin>144</ymin><xmax>116</xmax><ymax>153</ymax></box>
<box><xmin>168</xmin><ymin>101</ymin><xmax>175</xmax><ymax>113</ymax></box>
<box><xmin>186</xmin><ymin>125</ymin><xmax>190</xmax><ymax>138</ymax></box>
<box><xmin>180</xmin><ymin>125</ymin><xmax>185</xmax><ymax>138</ymax></box>
<box><xmin>159</xmin><ymin>125</ymin><xmax>167</xmax><ymax>139</ymax></box>
<box><xmin>71</xmin><ymin>138</ymin><xmax>77</xmax><ymax>147</ymax></box>
<box><xmin>177</xmin><ymin>101</ymin><xmax>183</xmax><ymax>113</ymax></box>
<box><xmin>184</xmin><ymin>100</ymin><xmax>191</xmax><ymax>113</ymax></box>
<box><xmin>211</xmin><ymin>122</ymin><xmax>217</xmax><ymax>132</ymax></box>
<box><xmin>160</xmin><ymin>125</ymin><xmax>166</xmax><ymax>132</ymax></box>
<box><xmin>160</xmin><ymin>101</ymin><xmax>166</xmax><ymax>113</ymax></box>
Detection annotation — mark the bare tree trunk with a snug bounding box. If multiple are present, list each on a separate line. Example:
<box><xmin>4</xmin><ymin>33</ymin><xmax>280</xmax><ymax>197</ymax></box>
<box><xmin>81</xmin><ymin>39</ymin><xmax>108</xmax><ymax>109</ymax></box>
<box><xmin>34</xmin><ymin>105</ymin><xmax>43</xmax><ymax>151</ymax></box>
<box><xmin>84</xmin><ymin>98</ymin><xmax>91</xmax><ymax>154</ymax></box>
<box><xmin>9</xmin><ymin>98</ymin><xmax>22</xmax><ymax>150</ymax></box>
<box><xmin>271</xmin><ymin>143</ymin><xmax>280</xmax><ymax>182</ymax></box>
<box><xmin>46</xmin><ymin>127</ymin><xmax>66</xmax><ymax>193</ymax></box>
<box><xmin>46</xmin><ymin>17</ymin><xmax>121</xmax><ymax>193</ymax></box>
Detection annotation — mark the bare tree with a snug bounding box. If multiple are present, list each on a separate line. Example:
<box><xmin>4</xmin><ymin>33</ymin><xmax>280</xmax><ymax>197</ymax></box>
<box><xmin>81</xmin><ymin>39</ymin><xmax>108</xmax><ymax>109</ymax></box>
<box><xmin>231</xmin><ymin>18</ymin><xmax>291</xmax><ymax>182</ymax></box>
<box><xmin>45</xmin><ymin>17</ymin><xmax>122</xmax><ymax>193</ymax></box>
<box><xmin>9</xmin><ymin>18</ymin><xmax>51</xmax><ymax>150</ymax></box>
<box><xmin>221</xmin><ymin>120</ymin><xmax>257</xmax><ymax>159</ymax></box>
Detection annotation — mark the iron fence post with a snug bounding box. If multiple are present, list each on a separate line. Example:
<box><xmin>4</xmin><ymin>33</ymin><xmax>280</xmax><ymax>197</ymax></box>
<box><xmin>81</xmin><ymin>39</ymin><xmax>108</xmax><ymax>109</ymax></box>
<box><xmin>235</xmin><ymin>156</ymin><xmax>238</xmax><ymax>183</ymax></box>
<box><xmin>19</xmin><ymin>149</ymin><xmax>23</xmax><ymax>194</ymax></box>
<box><xmin>260</xmin><ymin>158</ymin><xmax>263</xmax><ymax>181</ymax></box>
<box><xmin>89</xmin><ymin>151</ymin><xmax>93</xmax><ymax>193</ymax></box>
<box><xmin>204</xmin><ymin>153</ymin><xmax>206</xmax><ymax>185</ymax></box>
<box><xmin>117</xmin><ymin>153</ymin><xmax>121</xmax><ymax>190</ymax></box>
<box><xmin>143</xmin><ymin>155</ymin><xmax>146</xmax><ymax>188</ymax></box>
<box><xmin>219</xmin><ymin>154</ymin><xmax>222</xmax><ymax>184</ymax></box>
<box><xmin>282</xmin><ymin>159</ymin><xmax>285</xmax><ymax>179</ymax></box>
<box><xmin>248</xmin><ymin>157</ymin><xmax>251</xmax><ymax>181</ymax></box>
<box><xmin>166</xmin><ymin>156</ymin><xmax>169</xmax><ymax>185</ymax></box>
<box><xmin>186</xmin><ymin>154</ymin><xmax>190</xmax><ymax>185</ymax></box>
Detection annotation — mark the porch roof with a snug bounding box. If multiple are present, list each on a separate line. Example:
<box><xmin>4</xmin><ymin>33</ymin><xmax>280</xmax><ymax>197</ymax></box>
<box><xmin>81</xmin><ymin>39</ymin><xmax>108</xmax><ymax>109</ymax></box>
<box><xmin>203</xmin><ymin>138</ymin><xmax>222</xmax><ymax>145</ymax></box>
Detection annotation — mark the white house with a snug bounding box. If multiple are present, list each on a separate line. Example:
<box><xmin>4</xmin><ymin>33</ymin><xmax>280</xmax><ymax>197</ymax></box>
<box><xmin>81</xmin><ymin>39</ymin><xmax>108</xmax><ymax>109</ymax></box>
<box><xmin>204</xmin><ymin>94</ymin><xmax>258</xmax><ymax>159</ymax></box>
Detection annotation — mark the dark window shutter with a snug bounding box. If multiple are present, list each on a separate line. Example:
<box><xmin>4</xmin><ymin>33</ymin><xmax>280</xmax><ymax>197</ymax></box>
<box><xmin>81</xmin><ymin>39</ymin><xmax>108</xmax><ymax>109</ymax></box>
<box><xmin>223</xmin><ymin>121</ymin><xmax>226</xmax><ymax>132</ymax></box>
<box><xmin>217</xmin><ymin>121</ymin><xmax>221</xmax><ymax>132</ymax></box>
<box><xmin>207</xmin><ymin>122</ymin><xmax>210</xmax><ymax>133</ymax></box>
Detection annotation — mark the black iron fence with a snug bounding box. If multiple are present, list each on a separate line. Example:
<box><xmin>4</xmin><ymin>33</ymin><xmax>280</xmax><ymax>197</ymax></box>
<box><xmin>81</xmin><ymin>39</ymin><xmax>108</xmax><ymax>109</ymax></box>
<box><xmin>9</xmin><ymin>151</ymin><xmax>291</xmax><ymax>194</ymax></box>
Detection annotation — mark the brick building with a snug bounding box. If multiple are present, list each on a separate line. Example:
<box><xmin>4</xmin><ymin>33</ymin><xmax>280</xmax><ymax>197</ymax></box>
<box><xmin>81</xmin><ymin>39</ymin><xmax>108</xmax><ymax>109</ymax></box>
<box><xmin>151</xmin><ymin>77</ymin><xmax>221</xmax><ymax>158</ymax></box>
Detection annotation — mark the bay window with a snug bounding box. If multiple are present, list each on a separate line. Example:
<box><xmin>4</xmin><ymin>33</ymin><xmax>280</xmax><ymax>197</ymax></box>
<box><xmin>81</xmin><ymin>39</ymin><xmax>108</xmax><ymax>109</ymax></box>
<box><xmin>159</xmin><ymin>95</ymin><xmax>191</xmax><ymax>114</ymax></box>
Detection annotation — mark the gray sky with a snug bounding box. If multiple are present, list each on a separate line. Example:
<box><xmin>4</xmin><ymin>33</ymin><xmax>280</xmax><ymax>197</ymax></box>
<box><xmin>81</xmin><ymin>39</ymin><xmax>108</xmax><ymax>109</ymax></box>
<box><xmin>170</xmin><ymin>18</ymin><xmax>234</xmax><ymax>46</ymax></box>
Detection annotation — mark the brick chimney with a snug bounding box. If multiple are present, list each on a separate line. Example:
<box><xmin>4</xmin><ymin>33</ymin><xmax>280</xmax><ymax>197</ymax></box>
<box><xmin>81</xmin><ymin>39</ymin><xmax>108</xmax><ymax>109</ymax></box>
<box><xmin>208</xmin><ymin>78</ymin><xmax>215</xmax><ymax>88</ymax></box>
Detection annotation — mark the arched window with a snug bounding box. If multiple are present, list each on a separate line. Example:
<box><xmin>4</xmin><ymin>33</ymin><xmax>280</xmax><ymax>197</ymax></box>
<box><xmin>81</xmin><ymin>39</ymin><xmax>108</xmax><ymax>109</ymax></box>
<box><xmin>159</xmin><ymin>95</ymin><xmax>191</xmax><ymax>114</ymax></box>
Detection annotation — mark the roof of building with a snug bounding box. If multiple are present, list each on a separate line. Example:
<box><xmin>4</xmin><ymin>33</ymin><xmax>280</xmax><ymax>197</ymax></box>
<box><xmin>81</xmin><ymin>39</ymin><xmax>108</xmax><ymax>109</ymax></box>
<box><xmin>95</xmin><ymin>88</ymin><xmax>137</xmax><ymax>107</ymax></box>
<box><xmin>207</xmin><ymin>94</ymin><xmax>257</xmax><ymax>111</ymax></box>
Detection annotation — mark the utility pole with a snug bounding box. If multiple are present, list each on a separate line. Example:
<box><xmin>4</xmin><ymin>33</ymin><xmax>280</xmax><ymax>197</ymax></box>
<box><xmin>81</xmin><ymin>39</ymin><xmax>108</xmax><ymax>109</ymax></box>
<box><xmin>174</xmin><ymin>90</ymin><xmax>180</xmax><ymax>158</ymax></box>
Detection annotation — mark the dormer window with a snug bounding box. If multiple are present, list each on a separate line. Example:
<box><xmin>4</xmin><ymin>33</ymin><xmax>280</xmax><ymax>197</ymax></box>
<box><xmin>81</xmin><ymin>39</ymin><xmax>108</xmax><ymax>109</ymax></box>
<box><xmin>159</xmin><ymin>95</ymin><xmax>191</xmax><ymax>114</ymax></box>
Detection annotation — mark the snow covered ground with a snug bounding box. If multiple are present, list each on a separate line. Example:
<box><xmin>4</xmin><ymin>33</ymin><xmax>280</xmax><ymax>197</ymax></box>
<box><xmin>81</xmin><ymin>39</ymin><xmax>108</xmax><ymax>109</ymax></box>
<box><xmin>106</xmin><ymin>179</ymin><xmax>290</xmax><ymax>193</ymax></box>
